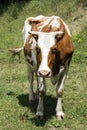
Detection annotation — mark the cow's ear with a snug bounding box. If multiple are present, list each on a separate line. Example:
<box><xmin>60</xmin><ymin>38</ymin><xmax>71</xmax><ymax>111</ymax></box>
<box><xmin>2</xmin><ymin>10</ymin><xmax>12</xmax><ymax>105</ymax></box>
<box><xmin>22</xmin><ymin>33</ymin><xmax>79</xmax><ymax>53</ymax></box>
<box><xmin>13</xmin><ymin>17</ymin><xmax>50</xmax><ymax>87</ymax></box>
<box><xmin>55</xmin><ymin>31</ymin><xmax>64</xmax><ymax>40</ymax></box>
<box><xmin>28</xmin><ymin>32</ymin><xmax>38</xmax><ymax>41</ymax></box>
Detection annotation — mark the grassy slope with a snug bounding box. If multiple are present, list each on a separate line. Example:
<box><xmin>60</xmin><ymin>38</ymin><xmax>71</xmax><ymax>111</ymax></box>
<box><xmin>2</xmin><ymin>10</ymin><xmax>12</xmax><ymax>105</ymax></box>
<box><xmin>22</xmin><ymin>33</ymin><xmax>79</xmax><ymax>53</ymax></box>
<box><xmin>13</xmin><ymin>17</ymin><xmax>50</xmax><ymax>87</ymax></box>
<box><xmin>0</xmin><ymin>0</ymin><xmax>87</xmax><ymax>130</ymax></box>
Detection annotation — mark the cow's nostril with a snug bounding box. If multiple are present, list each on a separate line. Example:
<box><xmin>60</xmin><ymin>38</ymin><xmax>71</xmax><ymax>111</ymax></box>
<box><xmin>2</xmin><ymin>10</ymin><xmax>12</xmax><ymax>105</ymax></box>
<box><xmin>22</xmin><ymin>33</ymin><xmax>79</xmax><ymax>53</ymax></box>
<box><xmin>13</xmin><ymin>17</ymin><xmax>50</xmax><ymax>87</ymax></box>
<box><xmin>47</xmin><ymin>72</ymin><xmax>50</xmax><ymax>76</ymax></box>
<box><xmin>39</xmin><ymin>70</ymin><xmax>51</xmax><ymax>77</ymax></box>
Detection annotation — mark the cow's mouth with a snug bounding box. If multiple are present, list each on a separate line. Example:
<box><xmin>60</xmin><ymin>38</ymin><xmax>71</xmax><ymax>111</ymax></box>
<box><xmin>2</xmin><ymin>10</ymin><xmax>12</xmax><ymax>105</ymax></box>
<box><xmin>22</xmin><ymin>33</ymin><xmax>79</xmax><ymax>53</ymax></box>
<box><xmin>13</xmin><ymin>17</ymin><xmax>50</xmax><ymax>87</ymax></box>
<box><xmin>37</xmin><ymin>70</ymin><xmax>51</xmax><ymax>77</ymax></box>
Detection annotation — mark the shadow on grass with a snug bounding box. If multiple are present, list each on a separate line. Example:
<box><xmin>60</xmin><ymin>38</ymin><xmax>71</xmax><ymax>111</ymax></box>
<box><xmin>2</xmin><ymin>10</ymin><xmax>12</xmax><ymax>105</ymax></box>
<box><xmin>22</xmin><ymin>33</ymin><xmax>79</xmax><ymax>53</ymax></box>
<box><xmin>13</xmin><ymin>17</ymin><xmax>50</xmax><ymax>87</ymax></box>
<box><xmin>17</xmin><ymin>93</ymin><xmax>57</xmax><ymax>126</ymax></box>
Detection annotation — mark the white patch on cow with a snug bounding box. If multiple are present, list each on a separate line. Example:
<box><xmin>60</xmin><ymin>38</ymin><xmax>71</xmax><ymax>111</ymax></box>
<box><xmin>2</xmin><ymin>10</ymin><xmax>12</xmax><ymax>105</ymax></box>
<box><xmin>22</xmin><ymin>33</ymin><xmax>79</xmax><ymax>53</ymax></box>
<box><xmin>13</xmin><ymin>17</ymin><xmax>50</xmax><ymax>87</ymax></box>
<box><xmin>38</xmin><ymin>16</ymin><xmax>61</xmax><ymax>31</ymax></box>
<box><xmin>38</xmin><ymin>16</ymin><xmax>53</xmax><ymax>31</ymax></box>
<box><xmin>37</xmin><ymin>32</ymin><xmax>56</xmax><ymax>73</ymax></box>
<box><xmin>36</xmin><ymin>77</ymin><xmax>45</xmax><ymax>117</ymax></box>
<box><xmin>56</xmin><ymin>101</ymin><xmax>65</xmax><ymax>118</ymax></box>
<box><xmin>30</xmin><ymin>38</ymin><xmax>37</xmax><ymax>68</ymax></box>
<box><xmin>49</xmin><ymin>16</ymin><xmax>60</xmax><ymax>29</ymax></box>
<box><xmin>59</xmin><ymin>74</ymin><xmax>66</xmax><ymax>90</ymax></box>
<box><xmin>56</xmin><ymin>74</ymin><xmax>66</xmax><ymax>118</ymax></box>
<box><xmin>26</xmin><ymin>55</ymin><xmax>32</xmax><ymax>62</ymax></box>
<box><xmin>22</xmin><ymin>19</ymin><xmax>32</xmax><ymax>44</ymax></box>
<box><xmin>63</xmin><ymin>21</ymin><xmax>71</xmax><ymax>37</ymax></box>
<box><xmin>24</xmin><ymin>36</ymin><xmax>37</xmax><ymax>70</ymax></box>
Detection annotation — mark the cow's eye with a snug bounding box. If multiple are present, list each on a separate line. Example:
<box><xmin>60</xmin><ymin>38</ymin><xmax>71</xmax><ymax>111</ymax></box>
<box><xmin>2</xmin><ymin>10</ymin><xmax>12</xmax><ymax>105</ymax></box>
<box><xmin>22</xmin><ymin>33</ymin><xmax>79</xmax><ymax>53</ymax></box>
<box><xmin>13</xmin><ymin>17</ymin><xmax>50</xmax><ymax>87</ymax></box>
<box><xmin>51</xmin><ymin>48</ymin><xmax>57</xmax><ymax>54</ymax></box>
<box><xmin>36</xmin><ymin>47</ymin><xmax>41</xmax><ymax>54</ymax></box>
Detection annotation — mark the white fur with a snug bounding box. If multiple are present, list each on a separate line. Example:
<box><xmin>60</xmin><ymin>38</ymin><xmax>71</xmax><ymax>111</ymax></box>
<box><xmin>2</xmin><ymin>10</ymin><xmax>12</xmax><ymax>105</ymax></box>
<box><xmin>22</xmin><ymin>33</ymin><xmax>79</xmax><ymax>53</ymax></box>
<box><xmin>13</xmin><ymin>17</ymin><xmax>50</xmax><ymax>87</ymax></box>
<box><xmin>56</xmin><ymin>111</ymin><xmax>65</xmax><ymax>117</ymax></box>
<box><xmin>49</xmin><ymin>16</ymin><xmax>60</xmax><ymax>29</ymax></box>
<box><xmin>31</xmin><ymin>38</ymin><xmax>37</xmax><ymax>68</ymax></box>
<box><xmin>38</xmin><ymin>16</ymin><xmax>53</xmax><ymax>31</ymax></box>
<box><xmin>63</xmin><ymin>21</ymin><xmax>71</xmax><ymax>37</ymax></box>
<box><xmin>22</xmin><ymin>19</ymin><xmax>32</xmax><ymax>44</ymax></box>
<box><xmin>35</xmin><ymin>77</ymin><xmax>46</xmax><ymax>117</ymax></box>
<box><xmin>38</xmin><ymin>32</ymin><xmax>54</xmax><ymax>73</ymax></box>
<box><xmin>37</xmin><ymin>32</ymin><xmax>58</xmax><ymax>74</ymax></box>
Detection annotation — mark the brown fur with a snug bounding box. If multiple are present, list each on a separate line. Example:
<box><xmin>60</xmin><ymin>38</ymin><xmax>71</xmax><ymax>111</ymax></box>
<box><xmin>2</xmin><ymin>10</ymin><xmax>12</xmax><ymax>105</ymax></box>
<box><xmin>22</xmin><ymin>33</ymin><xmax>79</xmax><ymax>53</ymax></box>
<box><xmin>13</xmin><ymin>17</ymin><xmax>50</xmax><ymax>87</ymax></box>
<box><xmin>48</xmin><ymin>32</ymin><xmax>73</xmax><ymax>76</ymax></box>
<box><xmin>24</xmin><ymin>36</ymin><xmax>32</xmax><ymax>57</ymax></box>
<box><xmin>36</xmin><ymin>45</ymin><xmax>42</xmax><ymax>68</ymax></box>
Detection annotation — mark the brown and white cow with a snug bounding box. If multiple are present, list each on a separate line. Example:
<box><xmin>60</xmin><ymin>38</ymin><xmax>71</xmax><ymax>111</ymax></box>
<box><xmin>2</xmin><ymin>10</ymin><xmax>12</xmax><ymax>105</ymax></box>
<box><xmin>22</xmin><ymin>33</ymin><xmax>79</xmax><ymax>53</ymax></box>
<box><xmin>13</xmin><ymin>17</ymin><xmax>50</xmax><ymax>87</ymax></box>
<box><xmin>23</xmin><ymin>15</ymin><xmax>74</xmax><ymax>120</ymax></box>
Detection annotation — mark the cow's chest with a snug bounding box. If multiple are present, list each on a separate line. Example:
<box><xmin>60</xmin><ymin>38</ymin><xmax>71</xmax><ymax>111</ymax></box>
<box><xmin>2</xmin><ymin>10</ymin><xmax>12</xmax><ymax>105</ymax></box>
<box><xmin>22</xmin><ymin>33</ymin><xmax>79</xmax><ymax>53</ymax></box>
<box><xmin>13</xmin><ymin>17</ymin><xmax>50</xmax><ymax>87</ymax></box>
<box><xmin>51</xmin><ymin>66</ymin><xmax>64</xmax><ymax>85</ymax></box>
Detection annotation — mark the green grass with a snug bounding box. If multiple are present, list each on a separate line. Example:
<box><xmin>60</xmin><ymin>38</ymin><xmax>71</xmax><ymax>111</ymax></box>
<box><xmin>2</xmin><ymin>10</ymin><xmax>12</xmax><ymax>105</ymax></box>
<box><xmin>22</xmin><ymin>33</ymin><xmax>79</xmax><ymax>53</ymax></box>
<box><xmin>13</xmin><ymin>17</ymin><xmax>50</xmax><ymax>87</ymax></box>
<box><xmin>0</xmin><ymin>0</ymin><xmax>87</xmax><ymax>130</ymax></box>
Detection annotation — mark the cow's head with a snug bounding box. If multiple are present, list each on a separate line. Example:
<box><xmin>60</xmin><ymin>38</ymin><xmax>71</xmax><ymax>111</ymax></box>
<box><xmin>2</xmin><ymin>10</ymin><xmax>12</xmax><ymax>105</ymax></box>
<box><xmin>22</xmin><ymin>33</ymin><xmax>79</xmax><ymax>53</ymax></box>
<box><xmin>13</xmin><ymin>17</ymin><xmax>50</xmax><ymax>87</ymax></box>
<box><xmin>29</xmin><ymin>31</ymin><xmax>64</xmax><ymax>77</ymax></box>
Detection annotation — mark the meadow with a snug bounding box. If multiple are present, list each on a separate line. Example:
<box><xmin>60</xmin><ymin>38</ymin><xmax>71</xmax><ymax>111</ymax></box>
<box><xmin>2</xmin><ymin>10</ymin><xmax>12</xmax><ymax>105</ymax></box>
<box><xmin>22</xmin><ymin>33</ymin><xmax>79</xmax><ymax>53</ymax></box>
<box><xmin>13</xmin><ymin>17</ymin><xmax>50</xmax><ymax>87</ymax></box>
<box><xmin>0</xmin><ymin>0</ymin><xmax>87</xmax><ymax>130</ymax></box>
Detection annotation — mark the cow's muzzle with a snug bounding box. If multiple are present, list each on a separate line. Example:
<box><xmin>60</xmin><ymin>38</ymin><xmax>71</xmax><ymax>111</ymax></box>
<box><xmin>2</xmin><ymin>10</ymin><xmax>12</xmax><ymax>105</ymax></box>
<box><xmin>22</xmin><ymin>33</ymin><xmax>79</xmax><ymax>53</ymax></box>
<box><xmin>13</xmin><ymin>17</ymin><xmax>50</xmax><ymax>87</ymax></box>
<box><xmin>38</xmin><ymin>70</ymin><xmax>51</xmax><ymax>77</ymax></box>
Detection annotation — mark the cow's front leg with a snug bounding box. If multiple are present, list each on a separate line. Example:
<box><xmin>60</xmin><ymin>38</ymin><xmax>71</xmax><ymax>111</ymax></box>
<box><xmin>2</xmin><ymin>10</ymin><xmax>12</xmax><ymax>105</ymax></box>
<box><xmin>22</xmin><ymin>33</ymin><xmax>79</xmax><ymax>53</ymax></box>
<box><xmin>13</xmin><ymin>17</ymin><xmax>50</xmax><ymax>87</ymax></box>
<box><xmin>28</xmin><ymin>66</ymin><xmax>35</xmax><ymax>103</ymax></box>
<box><xmin>56</xmin><ymin>63</ymin><xmax>69</xmax><ymax>120</ymax></box>
<box><xmin>36</xmin><ymin>77</ymin><xmax>46</xmax><ymax>119</ymax></box>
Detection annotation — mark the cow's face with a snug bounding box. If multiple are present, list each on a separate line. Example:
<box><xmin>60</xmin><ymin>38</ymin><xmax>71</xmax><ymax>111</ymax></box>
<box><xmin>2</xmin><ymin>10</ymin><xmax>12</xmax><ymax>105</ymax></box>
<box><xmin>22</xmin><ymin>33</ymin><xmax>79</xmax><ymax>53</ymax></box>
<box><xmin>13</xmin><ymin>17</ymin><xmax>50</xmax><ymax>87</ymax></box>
<box><xmin>29</xmin><ymin>31</ymin><xmax>64</xmax><ymax>77</ymax></box>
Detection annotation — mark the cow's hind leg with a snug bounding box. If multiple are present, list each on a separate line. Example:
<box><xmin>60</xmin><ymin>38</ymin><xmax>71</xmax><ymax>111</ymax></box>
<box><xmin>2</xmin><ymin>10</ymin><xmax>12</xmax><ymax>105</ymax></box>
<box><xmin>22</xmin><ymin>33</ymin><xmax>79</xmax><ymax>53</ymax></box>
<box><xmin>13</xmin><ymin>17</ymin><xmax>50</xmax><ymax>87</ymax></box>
<box><xmin>28</xmin><ymin>66</ymin><xmax>35</xmax><ymax>103</ymax></box>
<box><xmin>36</xmin><ymin>77</ymin><xmax>46</xmax><ymax>119</ymax></box>
<box><xmin>56</xmin><ymin>62</ymin><xmax>69</xmax><ymax>120</ymax></box>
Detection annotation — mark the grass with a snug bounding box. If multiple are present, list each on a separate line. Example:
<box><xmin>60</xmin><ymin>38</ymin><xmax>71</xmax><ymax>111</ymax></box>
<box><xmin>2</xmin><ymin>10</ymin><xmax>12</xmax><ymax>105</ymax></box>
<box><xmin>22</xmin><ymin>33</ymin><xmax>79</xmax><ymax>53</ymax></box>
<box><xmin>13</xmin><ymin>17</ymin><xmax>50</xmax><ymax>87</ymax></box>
<box><xmin>0</xmin><ymin>0</ymin><xmax>87</xmax><ymax>130</ymax></box>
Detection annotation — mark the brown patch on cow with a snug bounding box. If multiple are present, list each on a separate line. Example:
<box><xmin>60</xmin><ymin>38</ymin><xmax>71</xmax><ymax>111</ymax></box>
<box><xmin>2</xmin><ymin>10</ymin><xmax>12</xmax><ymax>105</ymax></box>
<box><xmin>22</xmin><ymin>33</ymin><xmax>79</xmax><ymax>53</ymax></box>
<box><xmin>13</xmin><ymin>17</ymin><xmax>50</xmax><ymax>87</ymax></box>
<box><xmin>31</xmin><ymin>23</ymin><xmax>38</xmax><ymax>31</ymax></box>
<box><xmin>36</xmin><ymin>45</ymin><xmax>42</xmax><ymax>68</ymax></box>
<box><xmin>41</xmin><ymin>17</ymin><xmax>54</xmax><ymax>32</ymax></box>
<box><xmin>27</xmin><ymin>16</ymin><xmax>68</xmax><ymax>33</ymax></box>
<box><xmin>39</xmin><ymin>90</ymin><xmax>45</xmax><ymax>97</ymax></box>
<box><xmin>41</xmin><ymin>17</ymin><xmax>65</xmax><ymax>32</ymax></box>
<box><xmin>28</xmin><ymin>17</ymin><xmax>44</xmax><ymax>24</ymax></box>
<box><xmin>57</xmin><ymin>32</ymin><xmax>74</xmax><ymax>60</ymax></box>
<box><xmin>28</xmin><ymin>17</ymin><xmax>47</xmax><ymax>31</ymax></box>
<box><xmin>48</xmin><ymin>44</ymin><xmax>60</xmax><ymax>76</ymax></box>
<box><xmin>58</xmin><ymin>88</ymin><xmax>64</xmax><ymax>97</ymax></box>
<box><xmin>28</xmin><ymin>16</ymin><xmax>64</xmax><ymax>32</ymax></box>
<box><xmin>24</xmin><ymin>36</ymin><xmax>32</xmax><ymax>57</ymax></box>
<box><xmin>41</xmin><ymin>25</ymin><xmax>51</xmax><ymax>32</ymax></box>
<box><xmin>48</xmin><ymin>30</ymin><xmax>74</xmax><ymax>76</ymax></box>
<box><xmin>24</xmin><ymin>35</ymin><xmax>34</xmax><ymax>65</ymax></box>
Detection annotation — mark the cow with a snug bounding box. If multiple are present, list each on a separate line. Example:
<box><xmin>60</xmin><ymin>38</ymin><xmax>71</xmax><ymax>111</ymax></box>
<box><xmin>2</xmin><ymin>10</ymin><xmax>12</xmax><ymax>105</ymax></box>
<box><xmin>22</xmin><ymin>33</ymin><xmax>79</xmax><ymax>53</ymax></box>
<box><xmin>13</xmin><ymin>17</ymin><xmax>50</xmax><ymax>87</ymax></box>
<box><xmin>23</xmin><ymin>15</ymin><xmax>74</xmax><ymax>120</ymax></box>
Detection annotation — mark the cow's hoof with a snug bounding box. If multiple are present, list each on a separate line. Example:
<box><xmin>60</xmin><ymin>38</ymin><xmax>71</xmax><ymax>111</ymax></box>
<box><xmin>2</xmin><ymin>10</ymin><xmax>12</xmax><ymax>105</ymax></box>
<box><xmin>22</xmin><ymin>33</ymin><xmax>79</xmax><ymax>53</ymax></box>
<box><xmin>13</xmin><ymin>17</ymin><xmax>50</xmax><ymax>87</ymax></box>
<box><xmin>56</xmin><ymin>112</ymin><xmax>65</xmax><ymax>120</ymax></box>
<box><xmin>36</xmin><ymin>112</ymin><xmax>44</xmax><ymax>119</ymax></box>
